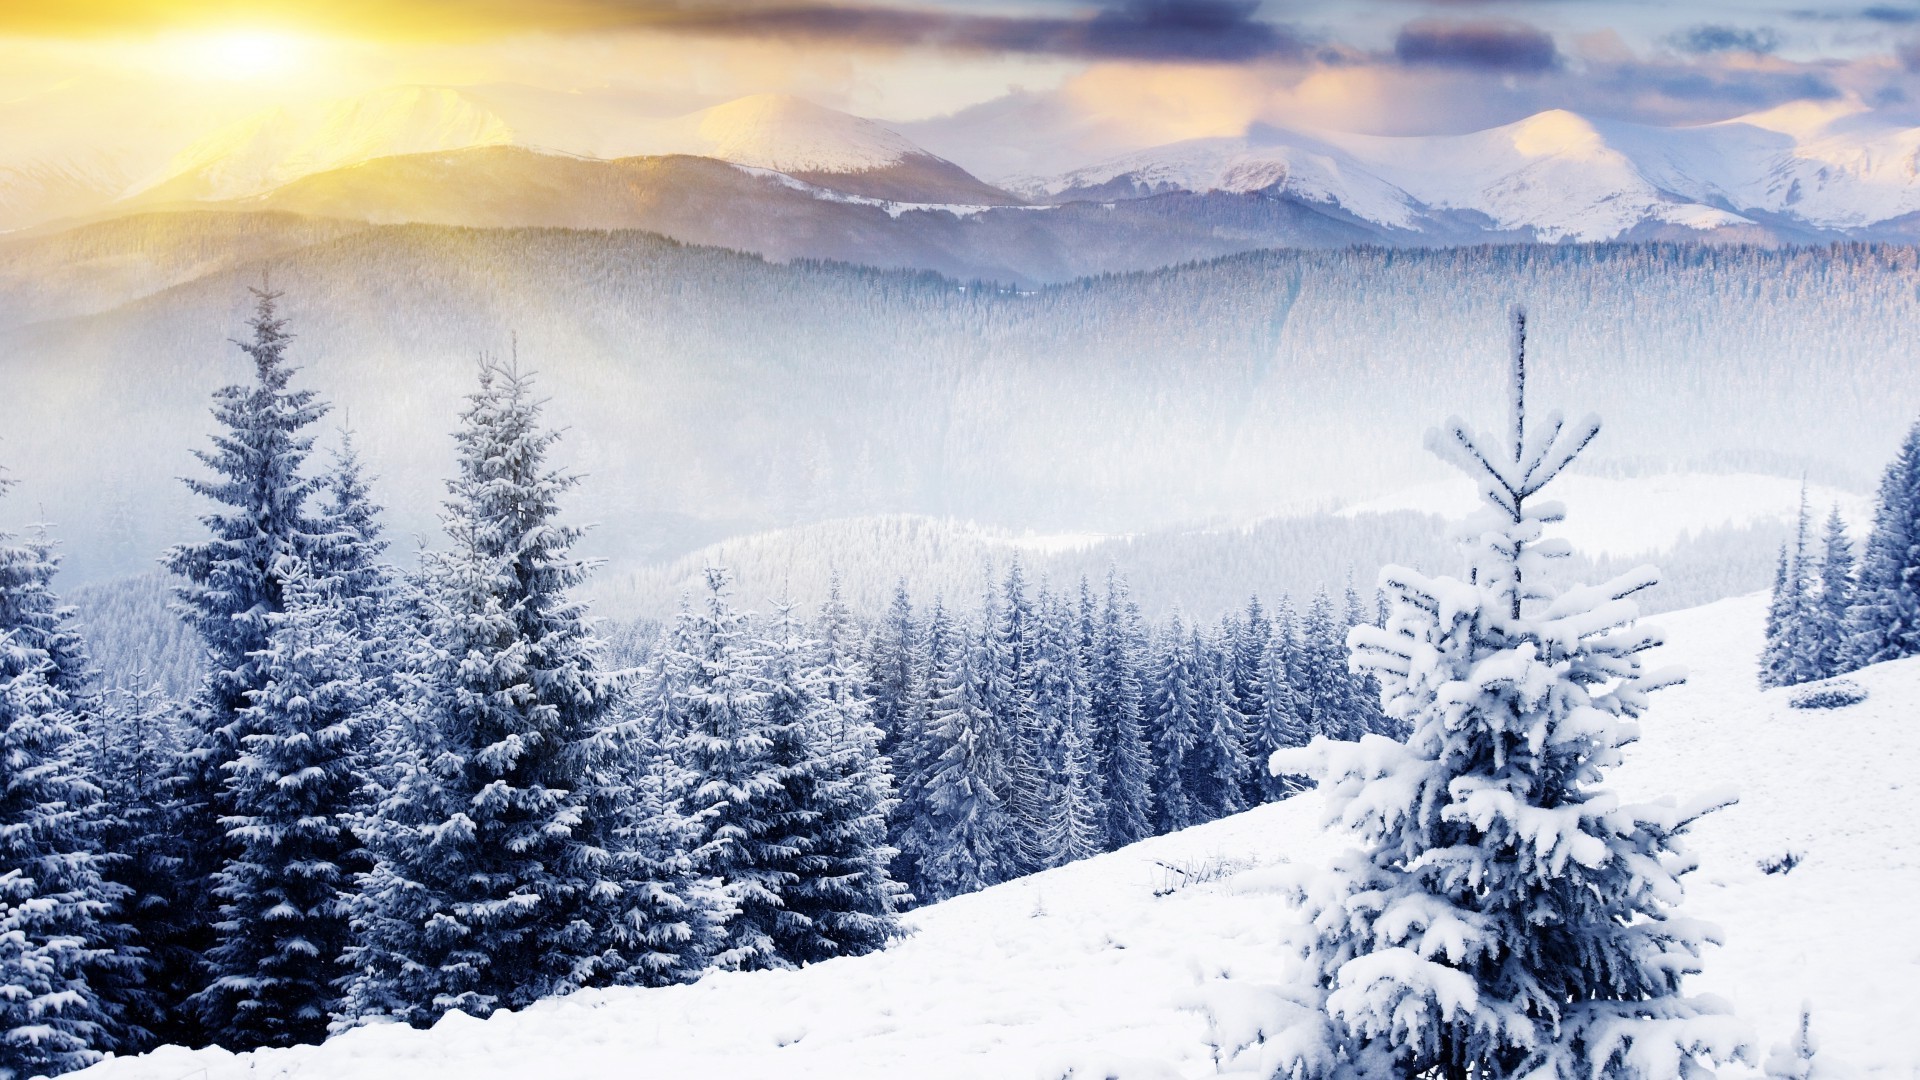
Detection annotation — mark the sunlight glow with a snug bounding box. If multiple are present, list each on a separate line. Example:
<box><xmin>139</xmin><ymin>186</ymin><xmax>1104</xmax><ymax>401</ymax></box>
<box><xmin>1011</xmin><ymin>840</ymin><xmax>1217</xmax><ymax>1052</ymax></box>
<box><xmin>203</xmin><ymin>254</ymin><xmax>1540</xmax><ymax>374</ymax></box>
<box><xmin>176</xmin><ymin>29</ymin><xmax>313</xmax><ymax>81</ymax></box>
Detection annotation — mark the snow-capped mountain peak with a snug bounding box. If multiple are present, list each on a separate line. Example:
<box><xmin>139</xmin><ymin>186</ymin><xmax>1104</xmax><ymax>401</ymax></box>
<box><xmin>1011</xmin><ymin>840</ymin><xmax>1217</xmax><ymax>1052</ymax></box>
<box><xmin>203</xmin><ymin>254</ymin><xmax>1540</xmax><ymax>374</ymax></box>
<box><xmin>661</xmin><ymin>93</ymin><xmax>923</xmax><ymax>175</ymax></box>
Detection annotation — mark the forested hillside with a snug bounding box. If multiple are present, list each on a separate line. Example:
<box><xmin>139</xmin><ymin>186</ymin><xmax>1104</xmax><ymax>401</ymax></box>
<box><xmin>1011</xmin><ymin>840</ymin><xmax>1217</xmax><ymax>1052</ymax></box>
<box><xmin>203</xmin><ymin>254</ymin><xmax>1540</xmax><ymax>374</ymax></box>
<box><xmin>4</xmin><ymin>220</ymin><xmax>1915</xmax><ymax>594</ymax></box>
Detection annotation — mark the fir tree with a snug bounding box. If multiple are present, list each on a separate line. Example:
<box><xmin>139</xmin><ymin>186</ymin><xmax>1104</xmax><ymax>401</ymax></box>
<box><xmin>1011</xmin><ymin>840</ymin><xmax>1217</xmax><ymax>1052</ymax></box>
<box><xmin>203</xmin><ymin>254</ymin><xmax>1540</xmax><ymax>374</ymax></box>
<box><xmin>343</xmin><ymin>360</ymin><xmax>649</xmax><ymax>1024</ymax></box>
<box><xmin>1809</xmin><ymin>506</ymin><xmax>1855</xmax><ymax>681</ymax></box>
<box><xmin>758</xmin><ymin>601</ymin><xmax>901</xmax><ymax>963</ymax></box>
<box><xmin>1184</xmin><ymin>625</ymin><xmax>1247</xmax><ymax>823</ymax></box>
<box><xmin>1845</xmin><ymin>422</ymin><xmax>1920</xmax><ymax>669</ymax></box>
<box><xmin>0</xmin><ymin>495</ymin><xmax>125</xmax><ymax>1075</ymax></box>
<box><xmin>162</xmin><ymin>287</ymin><xmax>332</xmax><ymax>1041</ymax></box>
<box><xmin>1254</xmin><ymin>614</ymin><xmax>1313</xmax><ymax>800</ymax></box>
<box><xmin>1146</xmin><ymin>614</ymin><xmax>1202</xmax><ymax>834</ymax></box>
<box><xmin>195</xmin><ymin>567</ymin><xmax>369</xmax><ymax>1048</ymax></box>
<box><xmin>888</xmin><ymin>597</ymin><xmax>955</xmax><ymax>904</ymax></box>
<box><xmin>1299</xmin><ymin>592</ymin><xmax>1357</xmax><ymax>740</ymax></box>
<box><xmin>1274</xmin><ymin>311</ymin><xmax>1750</xmax><ymax>1078</ymax></box>
<box><xmin>1088</xmin><ymin>570</ymin><xmax>1153</xmax><ymax>848</ymax></box>
<box><xmin>670</xmin><ymin>567</ymin><xmax>787</xmax><ymax>972</ymax></box>
<box><xmin>866</xmin><ymin>581</ymin><xmax>919</xmax><ymax>761</ymax></box>
<box><xmin>1230</xmin><ymin>597</ymin><xmax>1272</xmax><ymax>806</ymax></box>
<box><xmin>915</xmin><ymin>613</ymin><xmax>1018</xmax><ymax>902</ymax></box>
<box><xmin>989</xmin><ymin>562</ymin><xmax>1049</xmax><ymax>874</ymax></box>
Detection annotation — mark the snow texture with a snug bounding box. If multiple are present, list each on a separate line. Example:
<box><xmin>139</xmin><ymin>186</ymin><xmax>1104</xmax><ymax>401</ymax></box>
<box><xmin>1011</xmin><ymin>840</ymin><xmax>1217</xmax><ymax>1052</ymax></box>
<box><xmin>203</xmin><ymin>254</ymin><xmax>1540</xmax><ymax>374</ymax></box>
<box><xmin>72</xmin><ymin>591</ymin><xmax>1920</xmax><ymax>1079</ymax></box>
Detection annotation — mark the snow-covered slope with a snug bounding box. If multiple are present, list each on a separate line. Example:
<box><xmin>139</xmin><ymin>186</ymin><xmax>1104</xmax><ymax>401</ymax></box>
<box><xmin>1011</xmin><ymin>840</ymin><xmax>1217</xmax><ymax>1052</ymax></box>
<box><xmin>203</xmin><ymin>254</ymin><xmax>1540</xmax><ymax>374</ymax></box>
<box><xmin>79</xmin><ymin>593</ymin><xmax>1920</xmax><ymax>1078</ymax></box>
<box><xmin>1338</xmin><ymin>472</ymin><xmax>1872</xmax><ymax>558</ymax></box>
<box><xmin>1022</xmin><ymin>100</ymin><xmax>1920</xmax><ymax>242</ymax></box>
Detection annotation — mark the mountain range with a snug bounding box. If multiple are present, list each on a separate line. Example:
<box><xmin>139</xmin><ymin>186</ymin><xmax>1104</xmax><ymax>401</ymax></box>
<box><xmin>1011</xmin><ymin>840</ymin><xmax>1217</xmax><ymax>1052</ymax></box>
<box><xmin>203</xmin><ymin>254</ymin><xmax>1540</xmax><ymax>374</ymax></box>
<box><xmin>12</xmin><ymin>86</ymin><xmax>1920</xmax><ymax>283</ymax></box>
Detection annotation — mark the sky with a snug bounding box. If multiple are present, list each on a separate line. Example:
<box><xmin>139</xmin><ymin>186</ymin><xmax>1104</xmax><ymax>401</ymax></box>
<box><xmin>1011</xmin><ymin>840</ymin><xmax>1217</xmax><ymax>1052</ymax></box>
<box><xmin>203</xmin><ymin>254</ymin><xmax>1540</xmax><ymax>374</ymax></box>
<box><xmin>9</xmin><ymin>0</ymin><xmax>1920</xmax><ymax>172</ymax></box>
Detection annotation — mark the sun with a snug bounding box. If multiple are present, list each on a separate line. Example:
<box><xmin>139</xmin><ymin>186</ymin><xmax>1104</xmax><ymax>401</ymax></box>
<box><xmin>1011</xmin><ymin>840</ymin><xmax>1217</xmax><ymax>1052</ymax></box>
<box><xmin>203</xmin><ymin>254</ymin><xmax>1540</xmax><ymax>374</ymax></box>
<box><xmin>179</xmin><ymin>29</ymin><xmax>313</xmax><ymax>82</ymax></box>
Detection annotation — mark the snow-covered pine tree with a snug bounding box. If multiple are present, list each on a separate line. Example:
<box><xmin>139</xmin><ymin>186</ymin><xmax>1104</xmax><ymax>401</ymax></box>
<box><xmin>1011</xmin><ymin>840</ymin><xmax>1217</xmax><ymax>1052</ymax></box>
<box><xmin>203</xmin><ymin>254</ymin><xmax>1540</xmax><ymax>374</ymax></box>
<box><xmin>1299</xmin><ymin>591</ymin><xmax>1358</xmax><ymax>740</ymax></box>
<box><xmin>1230</xmin><ymin>597</ymin><xmax>1272</xmax><ymax>806</ymax></box>
<box><xmin>1184</xmin><ymin>623</ymin><xmax>1247</xmax><ymax>824</ymax></box>
<box><xmin>1808</xmin><ymin>507</ymin><xmax>1855</xmax><ymax>681</ymax></box>
<box><xmin>1089</xmin><ymin>569</ymin><xmax>1154</xmax><ymax>848</ymax></box>
<box><xmin>990</xmin><ymin>561</ymin><xmax>1050</xmax><ymax>874</ymax></box>
<box><xmin>1273</xmin><ymin>310</ymin><xmax>1750</xmax><ymax>1079</ymax></box>
<box><xmin>887</xmin><ymin>596</ymin><xmax>951</xmax><ymax>903</ymax></box>
<box><xmin>313</xmin><ymin>430</ymin><xmax>390</xmax><ymax>626</ymax></box>
<box><xmin>1844</xmin><ymin>421</ymin><xmax>1920</xmax><ymax>670</ymax></box>
<box><xmin>342</xmin><ymin>360</ymin><xmax>648</xmax><ymax>1023</ymax></box>
<box><xmin>914</xmin><ymin>603</ymin><xmax>1018</xmax><ymax>902</ymax></box>
<box><xmin>866</xmin><ymin>581</ymin><xmax>920</xmax><ymax>761</ymax></box>
<box><xmin>1032</xmin><ymin>589</ymin><xmax>1102</xmax><ymax>866</ymax></box>
<box><xmin>670</xmin><ymin>567</ymin><xmax>787</xmax><ymax>972</ymax></box>
<box><xmin>196</xmin><ymin>566</ymin><xmax>370</xmax><ymax>1048</ymax></box>
<box><xmin>86</xmin><ymin>677</ymin><xmax>183</xmax><ymax>1051</ymax></box>
<box><xmin>757</xmin><ymin>600</ymin><xmax>901</xmax><ymax>964</ymax></box>
<box><xmin>1146</xmin><ymin>614</ymin><xmax>1203</xmax><ymax>834</ymax></box>
<box><xmin>162</xmin><ymin>286</ymin><xmax>332</xmax><ymax>1039</ymax></box>
<box><xmin>1760</xmin><ymin>544</ymin><xmax>1794</xmax><ymax>689</ymax></box>
<box><xmin>0</xmin><ymin>494</ymin><xmax>125</xmax><ymax>1075</ymax></box>
<box><xmin>1254</xmin><ymin>611</ymin><xmax>1313</xmax><ymax>800</ymax></box>
<box><xmin>1342</xmin><ymin>581</ymin><xmax>1392</xmax><ymax>737</ymax></box>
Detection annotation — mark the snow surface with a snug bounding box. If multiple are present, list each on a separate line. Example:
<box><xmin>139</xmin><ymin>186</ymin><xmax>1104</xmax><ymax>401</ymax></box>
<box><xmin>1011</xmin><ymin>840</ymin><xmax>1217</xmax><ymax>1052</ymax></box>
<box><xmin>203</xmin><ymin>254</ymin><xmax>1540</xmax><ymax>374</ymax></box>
<box><xmin>1338</xmin><ymin>472</ymin><xmax>1872</xmax><ymax>558</ymax></box>
<box><xmin>1021</xmin><ymin>98</ymin><xmax>1920</xmax><ymax>241</ymax></box>
<box><xmin>622</xmin><ymin>94</ymin><xmax>923</xmax><ymax>175</ymax></box>
<box><xmin>80</xmin><ymin>593</ymin><xmax>1918</xmax><ymax>1078</ymax></box>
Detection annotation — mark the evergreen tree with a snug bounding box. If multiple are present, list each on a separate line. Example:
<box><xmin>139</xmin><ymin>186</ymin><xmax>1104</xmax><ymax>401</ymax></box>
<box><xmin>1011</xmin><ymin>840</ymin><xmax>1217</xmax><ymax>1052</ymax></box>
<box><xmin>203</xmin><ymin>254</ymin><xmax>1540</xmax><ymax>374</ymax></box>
<box><xmin>162</xmin><ymin>287</ymin><xmax>332</xmax><ymax>1041</ymax></box>
<box><xmin>0</xmin><ymin>496</ymin><xmax>124</xmax><ymax>1075</ymax></box>
<box><xmin>343</xmin><ymin>361</ymin><xmax>655</xmax><ymax>1024</ymax></box>
<box><xmin>1760</xmin><ymin>543</ymin><xmax>1795</xmax><ymax>688</ymax></box>
<box><xmin>915</xmin><ymin>611</ymin><xmax>1018</xmax><ymax>902</ymax></box>
<box><xmin>1809</xmin><ymin>506</ymin><xmax>1855</xmax><ymax>680</ymax></box>
<box><xmin>670</xmin><ymin>567</ymin><xmax>787</xmax><ymax>972</ymax></box>
<box><xmin>989</xmin><ymin>562</ymin><xmax>1049</xmax><ymax>874</ymax></box>
<box><xmin>1184</xmin><ymin>625</ymin><xmax>1247</xmax><ymax>823</ymax></box>
<box><xmin>1343</xmin><ymin>580</ymin><xmax>1391</xmax><ymax>736</ymax></box>
<box><xmin>866</xmin><ymin>581</ymin><xmax>919</xmax><ymax>760</ymax></box>
<box><xmin>888</xmin><ymin>596</ymin><xmax>954</xmax><ymax>904</ymax></box>
<box><xmin>758</xmin><ymin>602</ymin><xmax>901</xmax><ymax>963</ymax></box>
<box><xmin>1253</xmin><ymin>613</ymin><xmax>1313</xmax><ymax>800</ymax></box>
<box><xmin>1845</xmin><ymin>422</ymin><xmax>1920</xmax><ymax>669</ymax></box>
<box><xmin>1032</xmin><ymin>590</ymin><xmax>1101</xmax><ymax>866</ymax></box>
<box><xmin>1274</xmin><ymin>312</ymin><xmax>1749</xmax><ymax>1078</ymax></box>
<box><xmin>1229</xmin><ymin>597</ymin><xmax>1271</xmax><ymax>807</ymax></box>
<box><xmin>195</xmin><ymin>567</ymin><xmax>370</xmax><ymax>1048</ymax></box>
<box><xmin>86</xmin><ymin>677</ymin><xmax>183</xmax><ymax>1052</ymax></box>
<box><xmin>1146</xmin><ymin>614</ymin><xmax>1202</xmax><ymax>834</ymax></box>
<box><xmin>1298</xmin><ymin>592</ymin><xmax>1357</xmax><ymax>740</ymax></box>
<box><xmin>1088</xmin><ymin>570</ymin><xmax>1153</xmax><ymax>848</ymax></box>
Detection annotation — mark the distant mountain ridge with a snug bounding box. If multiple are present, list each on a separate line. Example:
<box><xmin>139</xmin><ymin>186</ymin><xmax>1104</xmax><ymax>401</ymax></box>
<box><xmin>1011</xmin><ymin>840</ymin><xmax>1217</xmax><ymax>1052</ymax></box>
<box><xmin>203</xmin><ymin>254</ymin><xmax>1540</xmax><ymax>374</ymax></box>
<box><xmin>15</xmin><ymin>86</ymin><xmax>1920</xmax><ymax>282</ymax></box>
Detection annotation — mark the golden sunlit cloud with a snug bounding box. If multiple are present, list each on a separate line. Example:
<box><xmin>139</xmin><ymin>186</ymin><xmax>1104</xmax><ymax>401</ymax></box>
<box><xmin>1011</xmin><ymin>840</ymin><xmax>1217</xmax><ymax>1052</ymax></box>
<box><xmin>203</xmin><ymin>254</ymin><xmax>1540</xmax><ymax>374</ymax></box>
<box><xmin>167</xmin><ymin>28</ymin><xmax>315</xmax><ymax>80</ymax></box>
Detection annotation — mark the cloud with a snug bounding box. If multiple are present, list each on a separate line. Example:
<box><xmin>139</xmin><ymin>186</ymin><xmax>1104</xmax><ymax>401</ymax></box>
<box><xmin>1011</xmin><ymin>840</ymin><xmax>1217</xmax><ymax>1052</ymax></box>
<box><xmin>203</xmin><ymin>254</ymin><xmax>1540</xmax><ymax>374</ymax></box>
<box><xmin>1669</xmin><ymin>24</ymin><xmax>1780</xmax><ymax>54</ymax></box>
<box><xmin>1393</xmin><ymin>19</ymin><xmax>1560</xmax><ymax>72</ymax></box>
<box><xmin>2</xmin><ymin>0</ymin><xmax>1307</xmax><ymax>61</ymax></box>
<box><xmin>646</xmin><ymin>0</ymin><xmax>1308</xmax><ymax>63</ymax></box>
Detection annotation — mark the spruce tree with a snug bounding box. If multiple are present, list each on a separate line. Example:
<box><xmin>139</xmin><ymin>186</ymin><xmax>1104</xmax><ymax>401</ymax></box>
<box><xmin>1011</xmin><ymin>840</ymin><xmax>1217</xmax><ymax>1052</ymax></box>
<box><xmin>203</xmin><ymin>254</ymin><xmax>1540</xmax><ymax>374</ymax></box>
<box><xmin>1274</xmin><ymin>311</ymin><xmax>1749</xmax><ymax>1078</ymax></box>
<box><xmin>1760</xmin><ymin>543</ymin><xmax>1795</xmax><ymax>689</ymax></box>
<box><xmin>1845</xmin><ymin>421</ymin><xmax>1920</xmax><ymax>669</ymax></box>
<box><xmin>990</xmin><ymin>562</ymin><xmax>1049</xmax><ymax>874</ymax></box>
<box><xmin>0</xmin><ymin>495</ymin><xmax>125</xmax><ymax>1075</ymax></box>
<box><xmin>1146</xmin><ymin>614</ymin><xmax>1202</xmax><ymax>835</ymax></box>
<box><xmin>915</xmin><ymin>615</ymin><xmax>1018</xmax><ymax>902</ymax></box>
<box><xmin>866</xmin><ymin>581</ymin><xmax>919</xmax><ymax>761</ymax></box>
<box><xmin>1809</xmin><ymin>506</ymin><xmax>1855</xmax><ymax>680</ymax></box>
<box><xmin>163</xmin><ymin>287</ymin><xmax>332</xmax><ymax>1041</ymax></box>
<box><xmin>757</xmin><ymin>601</ymin><xmax>901</xmax><ymax>963</ymax></box>
<box><xmin>195</xmin><ymin>567</ymin><xmax>369</xmax><ymax>1048</ymax></box>
<box><xmin>1089</xmin><ymin>570</ymin><xmax>1153</xmax><ymax>848</ymax></box>
<box><xmin>670</xmin><ymin>567</ymin><xmax>787</xmax><ymax>972</ymax></box>
<box><xmin>1299</xmin><ymin>592</ymin><xmax>1357</xmax><ymax>740</ymax></box>
<box><xmin>888</xmin><ymin>596</ymin><xmax>956</xmax><ymax>903</ymax></box>
<box><xmin>1185</xmin><ymin>625</ymin><xmax>1248</xmax><ymax>823</ymax></box>
<box><xmin>86</xmin><ymin>677</ymin><xmax>183</xmax><ymax>1052</ymax></box>
<box><xmin>343</xmin><ymin>361</ymin><xmax>656</xmax><ymax>1023</ymax></box>
<box><xmin>1230</xmin><ymin>597</ymin><xmax>1272</xmax><ymax>807</ymax></box>
<box><xmin>1254</xmin><ymin>614</ymin><xmax>1313</xmax><ymax>800</ymax></box>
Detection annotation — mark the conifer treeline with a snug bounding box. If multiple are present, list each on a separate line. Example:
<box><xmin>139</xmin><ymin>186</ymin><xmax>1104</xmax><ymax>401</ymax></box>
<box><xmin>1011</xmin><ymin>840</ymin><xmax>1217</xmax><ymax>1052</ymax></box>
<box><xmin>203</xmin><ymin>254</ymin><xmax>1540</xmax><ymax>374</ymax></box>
<box><xmin>0</xmin><ymin>291</ymin><xmax>1395</xmax><ymax>1072</ymax></box>
<box><xmin>1761</xmin><ymin>422</ymin><xmax>1920</xmax><ymax>687</ymax></box>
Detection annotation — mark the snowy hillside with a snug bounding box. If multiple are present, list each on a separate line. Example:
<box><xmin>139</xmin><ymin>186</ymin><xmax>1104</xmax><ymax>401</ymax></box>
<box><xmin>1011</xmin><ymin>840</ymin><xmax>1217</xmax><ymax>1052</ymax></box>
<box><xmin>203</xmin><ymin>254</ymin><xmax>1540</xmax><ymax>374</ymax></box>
<box><xmin>79</xmin><ymin>593</ymin><xmax>1920</xmax><ymax>1078</ymax></box>
<box><xmin>1021</xmin><ymin>100</ymin><xmax>1920</xmax><ymax>243</ymax></box>
<box><xmin>1337</xmin><ymin>472</ymin><xmax>1872</xmax><ymax>559</ymax></box>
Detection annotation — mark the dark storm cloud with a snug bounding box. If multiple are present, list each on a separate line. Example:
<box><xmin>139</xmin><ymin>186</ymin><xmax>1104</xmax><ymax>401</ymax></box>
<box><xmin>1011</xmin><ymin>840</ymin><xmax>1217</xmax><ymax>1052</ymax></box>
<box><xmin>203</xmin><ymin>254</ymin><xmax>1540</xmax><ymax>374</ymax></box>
<box><xmin>643</xmin><ymin>0</ymin><xmax>1307</xmax><ymax>62</ymax></box>
<box><xmin>1393</xmin><ymin>19</ymin><xmax>1560</xmax><ymax>72</ymax></box>
<box><xmin>1669</xmin><ymin>25</ymin><xmax>1780</xmax><ymax>54</ymax></box>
